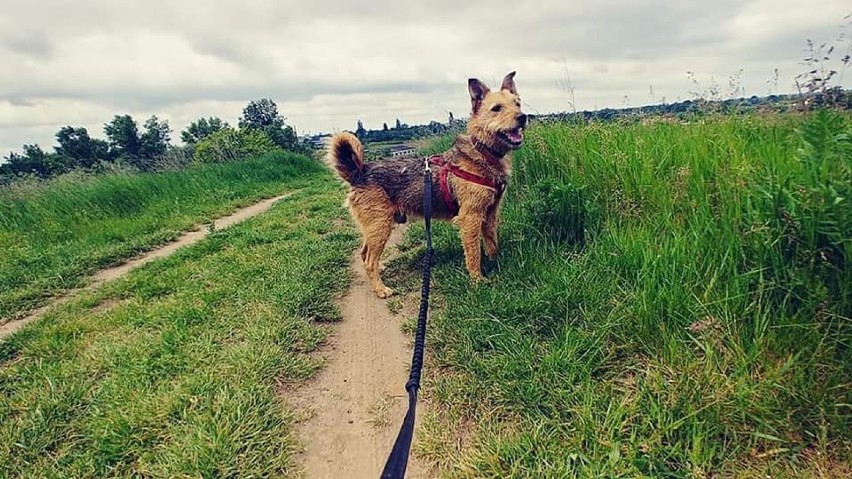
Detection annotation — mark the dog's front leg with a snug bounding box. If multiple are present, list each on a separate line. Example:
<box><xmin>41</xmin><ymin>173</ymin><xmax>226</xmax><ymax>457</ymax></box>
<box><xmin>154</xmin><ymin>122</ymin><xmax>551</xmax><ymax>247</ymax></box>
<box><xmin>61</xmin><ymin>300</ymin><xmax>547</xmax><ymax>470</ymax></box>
<box><xmin>458</xmin><ymin>209</ymin><xmax>485</xmax><ymax>282</ymax></box>
<box><xmin>482</xmin><ymin>204</ymin><xmax>499</xmax><ymax>260</ymax></box>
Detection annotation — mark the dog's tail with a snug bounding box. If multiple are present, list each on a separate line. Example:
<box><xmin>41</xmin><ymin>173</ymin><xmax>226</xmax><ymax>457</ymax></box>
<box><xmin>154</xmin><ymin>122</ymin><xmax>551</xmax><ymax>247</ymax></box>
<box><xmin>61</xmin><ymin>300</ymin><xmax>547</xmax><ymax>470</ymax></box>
<box><xmin>328</xmin><ymin>132</ymin><xmax>366</xmax><ymax>185</ymax></box>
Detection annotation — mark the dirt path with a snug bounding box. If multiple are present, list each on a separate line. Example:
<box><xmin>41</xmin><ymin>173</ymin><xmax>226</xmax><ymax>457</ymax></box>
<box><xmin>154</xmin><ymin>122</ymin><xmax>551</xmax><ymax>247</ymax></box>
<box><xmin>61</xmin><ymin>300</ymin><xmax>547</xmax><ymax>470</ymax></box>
<box><xmin>289</xmin><ymin>226</ymin><xmax>433</xmax><ymax>479</ymax></box>
<box><xmin>0</xmin><ymin>193</ymin><xmax>293</xmax><ymax>340</ymax></box>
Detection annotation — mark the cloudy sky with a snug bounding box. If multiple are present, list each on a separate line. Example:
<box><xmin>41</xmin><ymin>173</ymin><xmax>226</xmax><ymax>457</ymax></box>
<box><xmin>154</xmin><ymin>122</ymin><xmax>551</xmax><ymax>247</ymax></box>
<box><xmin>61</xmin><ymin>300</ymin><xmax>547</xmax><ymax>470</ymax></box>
<box><xmin>1</xmin><ymin>0</ymin><xmax>850</xmax><ymax>156</ymax></box>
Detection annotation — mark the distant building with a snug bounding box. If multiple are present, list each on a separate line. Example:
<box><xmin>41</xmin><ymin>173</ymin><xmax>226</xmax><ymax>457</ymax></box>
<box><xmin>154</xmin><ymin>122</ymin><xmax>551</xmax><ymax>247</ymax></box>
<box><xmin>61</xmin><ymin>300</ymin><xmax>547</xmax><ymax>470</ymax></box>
<box><xmin>303</xmin><ymin>134</ymin><xmax>333</xmax><ymax>150</ymax></box>
<box><xmin>388</xmin><ymin>144</ymin><xmax>416</xmax><ymax>157</ymax></box>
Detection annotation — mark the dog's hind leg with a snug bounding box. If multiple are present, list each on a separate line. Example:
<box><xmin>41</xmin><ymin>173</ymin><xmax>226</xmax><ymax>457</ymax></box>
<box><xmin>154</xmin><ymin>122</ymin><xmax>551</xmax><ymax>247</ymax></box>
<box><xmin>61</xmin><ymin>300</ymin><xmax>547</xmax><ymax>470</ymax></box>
<box><xmin>348</xmin><ymin>188</ymin><xmax>395</xmax><ymax>298</ymax></box>
<box><xmin>362</xmin><ymin>216</ymin><xmax>394</xmax><ymax>297</ymax></box>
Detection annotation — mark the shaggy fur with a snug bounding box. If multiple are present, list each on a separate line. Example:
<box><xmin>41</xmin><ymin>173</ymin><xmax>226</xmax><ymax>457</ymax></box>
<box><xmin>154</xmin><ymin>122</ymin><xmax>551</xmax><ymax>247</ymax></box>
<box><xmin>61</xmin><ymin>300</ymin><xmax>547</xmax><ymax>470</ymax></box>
<box><xmin>329</xmin><ymin>72</ymin><xmax>527</xmax><ymax>298</ymax></box>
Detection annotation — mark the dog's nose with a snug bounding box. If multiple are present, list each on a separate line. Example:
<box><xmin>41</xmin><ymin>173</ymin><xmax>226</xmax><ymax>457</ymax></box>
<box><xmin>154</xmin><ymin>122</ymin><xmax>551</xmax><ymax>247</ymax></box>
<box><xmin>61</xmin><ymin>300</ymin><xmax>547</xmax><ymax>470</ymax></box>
<box><xmin>516</xmin><ymin>113</ymin><xmax>528</xmax><ymax>127</ymax></box>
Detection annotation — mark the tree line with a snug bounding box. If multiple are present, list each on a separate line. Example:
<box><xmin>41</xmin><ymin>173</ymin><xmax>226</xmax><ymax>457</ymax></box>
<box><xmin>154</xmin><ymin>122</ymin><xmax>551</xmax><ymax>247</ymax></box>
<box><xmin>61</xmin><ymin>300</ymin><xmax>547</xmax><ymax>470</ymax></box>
<box><xmin>354</xmin><ymin>112</ymin><xmax>464</xmax><ymax>144</ymax></box>
<box><xmin>536</xmin><ymin>89</ymin><xmax>852</xmax><ymax>125</ymax></box>
<box><xmin>2</xmin><ymin>98</ymin><xmax>312</xmax><ymax>182</ymax></box>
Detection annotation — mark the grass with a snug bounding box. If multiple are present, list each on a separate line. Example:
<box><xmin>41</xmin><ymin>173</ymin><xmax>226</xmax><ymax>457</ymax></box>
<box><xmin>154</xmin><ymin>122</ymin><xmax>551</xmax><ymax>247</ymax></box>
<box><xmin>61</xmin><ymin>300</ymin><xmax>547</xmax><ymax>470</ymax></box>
<box><xmin>0</xmin><ymin>151</ymin><xmax>322</xmax><ymax>321</ymax></box>
<box><xmin>0</xmin><ymin>173</ymin><xmax>358</xmax><ymax>477</ymax></box>
<box><xmin>1</xmin><ymin>112</ymin><xmax>848</xmax><ymax>477</ymax></box>
<box><xmin>392</xmin><ymin>111</ymin><xmax>852</xmax><ymax>477</ymax></box>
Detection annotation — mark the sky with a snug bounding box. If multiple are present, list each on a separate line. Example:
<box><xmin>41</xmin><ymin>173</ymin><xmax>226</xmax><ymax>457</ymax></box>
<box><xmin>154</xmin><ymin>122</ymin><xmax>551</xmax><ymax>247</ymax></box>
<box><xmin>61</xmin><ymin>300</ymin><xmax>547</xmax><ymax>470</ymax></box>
<box><xmin>1</xmin><ymin>0</ymin><xmax>850</xmax><ymax>156</ymax></box>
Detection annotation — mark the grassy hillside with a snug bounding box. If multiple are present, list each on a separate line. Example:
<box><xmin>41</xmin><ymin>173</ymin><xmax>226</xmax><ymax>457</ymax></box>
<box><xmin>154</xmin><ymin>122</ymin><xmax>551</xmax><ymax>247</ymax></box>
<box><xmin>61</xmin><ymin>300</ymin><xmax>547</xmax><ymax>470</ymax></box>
<box><xmin>0</xmin><ymin>152</ymin><xmax>322</xmax><ymax>321</ymax></box>
<box><xmin>399</xmin><ymin>111</ymin><xmax>851</xmax><ymax>477</ymax></box>
<box><xmin>0</xmin><ymin>177</ymin><xmax>358</xmax><ymax>477</ymax></box>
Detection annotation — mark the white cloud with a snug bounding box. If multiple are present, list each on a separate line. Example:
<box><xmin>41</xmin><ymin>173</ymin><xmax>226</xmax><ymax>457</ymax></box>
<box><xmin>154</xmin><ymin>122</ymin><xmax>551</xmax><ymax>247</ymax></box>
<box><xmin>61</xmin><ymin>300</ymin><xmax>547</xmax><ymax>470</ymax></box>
<box><xmin>1</xmin><ymin>0</ymin><xmax>850</xmax><ymax>155</ymax></box>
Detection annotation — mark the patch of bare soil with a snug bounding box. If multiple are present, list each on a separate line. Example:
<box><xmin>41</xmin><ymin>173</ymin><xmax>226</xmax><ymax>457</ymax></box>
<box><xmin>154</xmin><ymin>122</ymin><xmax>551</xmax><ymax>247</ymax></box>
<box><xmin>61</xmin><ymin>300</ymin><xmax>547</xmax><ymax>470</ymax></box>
<box><xmin>288</xmin><ymin>226</ymin><xmax>434</xmax><ymax>478</ymax></box>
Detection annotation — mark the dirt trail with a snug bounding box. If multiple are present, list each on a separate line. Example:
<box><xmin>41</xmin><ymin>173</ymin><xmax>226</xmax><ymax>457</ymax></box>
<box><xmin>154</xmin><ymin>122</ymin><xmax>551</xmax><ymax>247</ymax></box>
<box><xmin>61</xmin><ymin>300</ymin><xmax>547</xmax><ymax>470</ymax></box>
<box><xmin>290</xmin><ymin>226</ymin><xmax>433</xmax><ymax>479</ymax></box>
<box><xmin>0</xmin><ymin>193</ymin><xmax>293</xmax><ymax>340</ymax></box>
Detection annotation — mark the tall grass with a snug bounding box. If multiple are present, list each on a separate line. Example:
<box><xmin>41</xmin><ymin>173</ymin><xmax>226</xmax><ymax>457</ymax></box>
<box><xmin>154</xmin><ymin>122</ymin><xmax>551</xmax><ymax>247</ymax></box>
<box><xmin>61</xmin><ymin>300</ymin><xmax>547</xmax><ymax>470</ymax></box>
<box><xmin>411</xmin><ymin>112</ymin><xmax>851</xmax><ymax>476</ymax></box>
<box><xmin>0</xmin><ymin>151</ymin><xmax>323</xmax><ymax>321</ymax></box>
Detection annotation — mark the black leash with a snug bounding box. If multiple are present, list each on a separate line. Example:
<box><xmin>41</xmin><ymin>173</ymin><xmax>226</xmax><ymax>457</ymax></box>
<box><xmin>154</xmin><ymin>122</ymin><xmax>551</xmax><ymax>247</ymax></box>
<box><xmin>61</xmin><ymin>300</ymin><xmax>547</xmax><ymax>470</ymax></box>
<box><xmin>380</xmin><ymin>158</ymin><xmax>435</xmax><ymax>479</ymax></box>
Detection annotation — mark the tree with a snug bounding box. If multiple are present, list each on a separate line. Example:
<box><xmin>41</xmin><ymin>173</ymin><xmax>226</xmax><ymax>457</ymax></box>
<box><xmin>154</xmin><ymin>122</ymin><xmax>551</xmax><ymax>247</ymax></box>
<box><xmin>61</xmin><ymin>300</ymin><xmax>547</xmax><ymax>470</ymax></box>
<box><xmin>140</xmin><ymin>115</ymin><xmax>171</xmax><ymax>160</ymax></box>
<box><xmin>239</xmin><ymin>98</ymin><xmax>302</xmax><ymax>152</ymax></box>
<box><xmin>1</xmin><ymin>144</ymin><xmax>62</xmax><ymax>177</ymax></box>
<box><xmin>104</xmin><ymin>115</ymin><xmax>141</xmax><ymax>158</ymax></box>
<box><xmin>103</xmin><ymin>114</ymin><xmax>170</xmax><ymax>170</ymax></box>
<box><xmin>263</xmin><ymin>124</ymin><xmax>299</xmax><ymax>152</ymax></box>
<box><xmin>181</xmin><ymin>117</ymin><xmax>230</xmax><ymax>144</ymax></box>
<box><xmin>0</xmin><ymin>152</ymin><xmax>22</xmax><ymax>177</ymax></box>
<box><xmin>356</xmin><ymin>120</ymin><xmax>367</xmax><ymax>140</ymax></box>
<box><xmin>382</xmin><ymin>122</ymin><xmax>389</xmax><ymax>131</ymax></box>
<box><xmin>428</xmin><ymin>120</ymin><xmax>446</xmax><ymax>134</ymax></box>
<box><xmin>395</xmin><ymin>118</ymin><xmax>402</xmax><ymax>129</ymax></box>
<box><xmin>239</xmin><ymin>98</ymin><xmax>283</xmax><ymax>130</ymax></box>
<box><xmin>54</xmin><ymin>126</ymin><xmax>111</xmax><ymax>169</ymax></box>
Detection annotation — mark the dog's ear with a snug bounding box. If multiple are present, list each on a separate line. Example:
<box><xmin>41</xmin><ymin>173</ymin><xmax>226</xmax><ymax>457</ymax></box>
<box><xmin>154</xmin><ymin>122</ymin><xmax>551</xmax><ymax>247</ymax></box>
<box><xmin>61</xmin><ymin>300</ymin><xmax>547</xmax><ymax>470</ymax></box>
<box><xmin>468</xmin><ymin>78</ymin><xmax>490</xmax><ymax>114</ymax></box>
<box><xmin>501</xmin><ymin>71</ymin><xmax>517</xmax><ymax>95</ymax></box>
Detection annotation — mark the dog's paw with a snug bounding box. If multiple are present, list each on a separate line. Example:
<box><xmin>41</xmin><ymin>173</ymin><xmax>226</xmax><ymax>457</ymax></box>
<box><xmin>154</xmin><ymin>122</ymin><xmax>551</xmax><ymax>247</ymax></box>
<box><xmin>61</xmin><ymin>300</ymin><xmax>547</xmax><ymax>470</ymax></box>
<box><xmin>376</xmin><ymin>286</ymin><xmax>395</xmax><ymax>299</ymax></box>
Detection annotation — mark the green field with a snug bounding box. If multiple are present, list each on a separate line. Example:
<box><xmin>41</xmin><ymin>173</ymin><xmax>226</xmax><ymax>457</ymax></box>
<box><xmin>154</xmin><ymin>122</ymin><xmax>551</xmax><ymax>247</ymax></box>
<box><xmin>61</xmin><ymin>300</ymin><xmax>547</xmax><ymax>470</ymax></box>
<box><xmin>0</xmin><ymin>152</ymin><xmax>321</xmax><ymax>321</ymax></box>
<box><xmin>0</xmin><ymin>176</ymin><xmax>358</xmax><ymax>477</ymax></box>
<box><xmin>0</xmin><ymin>111</ymin><xmax>849</xmax><ymax>477</ymax></box>
<box><xmin>393</xmin><ymin>111</ymin><xmax>851</xmax><ymax>477</ymax></box>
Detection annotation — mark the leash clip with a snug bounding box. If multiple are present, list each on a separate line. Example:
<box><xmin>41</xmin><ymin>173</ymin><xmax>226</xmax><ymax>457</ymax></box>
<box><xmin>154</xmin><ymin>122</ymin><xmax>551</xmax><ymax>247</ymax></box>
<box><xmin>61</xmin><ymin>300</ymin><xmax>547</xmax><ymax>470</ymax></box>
<box><xmin>424</xmin><ymin>156</ymin><xmax>432</xmax><ymax>173</ymax></box>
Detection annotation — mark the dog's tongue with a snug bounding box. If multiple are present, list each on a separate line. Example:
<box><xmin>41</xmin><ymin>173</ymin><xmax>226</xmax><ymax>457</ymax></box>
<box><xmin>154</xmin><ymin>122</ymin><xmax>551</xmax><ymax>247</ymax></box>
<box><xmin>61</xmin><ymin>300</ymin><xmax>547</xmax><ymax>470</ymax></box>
<box><xmin>506</xmin><ymin>129</ymin><xmax>523</xmax><ymax>144</ymax></box>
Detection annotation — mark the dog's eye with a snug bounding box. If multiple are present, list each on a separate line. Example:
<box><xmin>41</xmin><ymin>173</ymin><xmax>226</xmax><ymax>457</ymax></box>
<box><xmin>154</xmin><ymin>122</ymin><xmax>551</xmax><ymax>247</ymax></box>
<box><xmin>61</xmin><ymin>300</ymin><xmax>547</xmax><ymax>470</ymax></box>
<box><xmin>490</xmin><ymin>104</ymin><xmax>503</xmax><ymax>112</ymax></box>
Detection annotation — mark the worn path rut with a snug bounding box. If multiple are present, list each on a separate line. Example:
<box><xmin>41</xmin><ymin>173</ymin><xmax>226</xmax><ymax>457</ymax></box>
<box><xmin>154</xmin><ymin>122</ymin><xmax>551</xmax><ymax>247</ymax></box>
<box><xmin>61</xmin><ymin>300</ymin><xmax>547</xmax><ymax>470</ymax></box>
<box><xmin>0</xmin><ymin>193</ymin><xmax>293</xmax><ymax>340</ymax></box>
<box><xmin>290</xmin><ymin>226</ymin><xmax>433</xmax><ymax>478</ymax></box>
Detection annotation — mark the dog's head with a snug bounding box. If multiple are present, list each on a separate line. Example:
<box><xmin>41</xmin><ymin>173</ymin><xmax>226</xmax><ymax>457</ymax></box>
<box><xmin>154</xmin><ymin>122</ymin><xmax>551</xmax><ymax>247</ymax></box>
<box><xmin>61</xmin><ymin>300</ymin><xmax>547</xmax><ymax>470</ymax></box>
<box><xmin>466</xmin><ymin>71</ymin><xmax>527</xmax><ymax>153</ymax></box>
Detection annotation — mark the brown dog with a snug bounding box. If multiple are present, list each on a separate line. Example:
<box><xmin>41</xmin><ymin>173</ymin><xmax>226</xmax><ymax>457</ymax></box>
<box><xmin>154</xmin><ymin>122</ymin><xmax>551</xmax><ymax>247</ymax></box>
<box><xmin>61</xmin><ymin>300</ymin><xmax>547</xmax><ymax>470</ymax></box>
<box><xmin>329</xmin><ymin>72</ymin><xmax>527</xmax><ymax>298</ymax></box>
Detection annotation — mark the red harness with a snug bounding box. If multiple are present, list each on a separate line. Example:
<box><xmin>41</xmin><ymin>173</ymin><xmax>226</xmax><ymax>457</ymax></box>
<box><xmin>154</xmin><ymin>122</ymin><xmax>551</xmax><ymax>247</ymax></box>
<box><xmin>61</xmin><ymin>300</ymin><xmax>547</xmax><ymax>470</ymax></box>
<box><xmin>428</xmin><ymin>155</ymin><xmax>505</xmax><ymax>216</ymax></box>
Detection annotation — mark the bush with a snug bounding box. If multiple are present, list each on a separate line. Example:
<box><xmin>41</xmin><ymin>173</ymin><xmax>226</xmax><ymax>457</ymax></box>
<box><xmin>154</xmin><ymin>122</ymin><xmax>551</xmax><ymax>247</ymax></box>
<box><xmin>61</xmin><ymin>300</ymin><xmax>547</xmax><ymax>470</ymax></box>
<box><xmin>193</xmin><ymin>129</ymin><xmax>279</xmax><ymax>164</ymax></box>
<box><xmin>522</xmin><ymin>178</ymin><xmax>588</xmax><ymax>245</ymax></box>
<box><xmin>754</xmin><ymin>109</ymin><xmax>851</xmax><ymax>296</ymax></box>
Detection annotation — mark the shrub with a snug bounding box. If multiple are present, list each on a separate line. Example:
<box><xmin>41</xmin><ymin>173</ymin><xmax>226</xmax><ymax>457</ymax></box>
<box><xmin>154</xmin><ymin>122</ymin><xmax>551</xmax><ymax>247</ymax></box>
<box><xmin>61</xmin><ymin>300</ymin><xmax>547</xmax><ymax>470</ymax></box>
<box><xmin>522</xmin><ymin>178</ymin><xmax>588</xmax><ymax>245</ymax></box>
<box><xmin>755</xmin><ymin>108</ymin><xmax>851</xmax><ymax>295</ymax></box>
<box><xmin>193</xmin><ymin>129</ymin><xmax>279</xmax><ymax>164</ymax></box>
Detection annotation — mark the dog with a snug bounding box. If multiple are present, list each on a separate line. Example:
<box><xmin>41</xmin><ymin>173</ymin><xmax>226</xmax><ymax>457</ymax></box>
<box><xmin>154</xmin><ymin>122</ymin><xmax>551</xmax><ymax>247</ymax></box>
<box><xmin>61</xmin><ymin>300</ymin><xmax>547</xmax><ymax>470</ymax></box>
<box><xmin>329</xmin><ymin>72</ymin><xmax>527</xmax><ymax>298</ymax></box>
